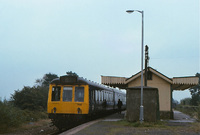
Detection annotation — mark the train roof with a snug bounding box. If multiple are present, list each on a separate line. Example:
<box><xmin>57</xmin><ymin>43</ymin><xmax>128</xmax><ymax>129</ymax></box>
<box><xmin>50</xmin><ymin>75</ymin><xmax>125</xmax><ymax>95</ymax></box>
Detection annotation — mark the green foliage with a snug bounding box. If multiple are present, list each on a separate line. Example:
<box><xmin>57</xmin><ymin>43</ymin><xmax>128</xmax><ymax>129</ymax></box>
<box><xmin>113</xmin><ymin>120</ymin><xmax>166</xmax><ymax>128</ymax></box>
<box><xmin>0</xmin><ymin>72</ymin><xmax>57</xmax><ymax>133</ymax></box>
<box><xmin>0</xmin><ymin>99</ymin><xmax>48</xmax><ymax>133</ymax></box>
<box><xmin>36</xmin><ymin>73</ymin><xmax>58</xmax><ymax>87</ymax></box>
<box><xmin>180</xmin><ymin>97</ymin><xmax>192</xmax><ymax>105</ymax></box>
<box><xmin>66</xmin><ymin>71</ymin><xmax>78</xmax><ymax>77</ymax></box>
<box><xmin>0</xmin><ymin>99</ymin><xmax>25</xmax><ymax>132</ymax></box>
<box><xmin>21</xmin><ymin>110</ymin><xmax>48</xmax><ymax>122</ymax></box>
<box><xmin>11</xmin><ymin>73</ymin><xmax>58</xmax><ymax>111</ymax></box>
<box><xmin>11</xmin><ymin>86</ymin><xmax>48</xmax><ymax>111</ymax></box>
<box><xmin>189</xmin><ymin>73</ymin><xmax>200</xmax><ymax>106</ymax></box>
<box><xmin>176</xmin><ymin>104</ymin><xmax>200</xmax><ymax>120</ymax></box>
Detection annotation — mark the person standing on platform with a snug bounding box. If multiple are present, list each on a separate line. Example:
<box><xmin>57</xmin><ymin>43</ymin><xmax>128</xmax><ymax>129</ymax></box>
<box><xmin>117</xmin><ymin>99</ymin><xmax>122</xmax><ymax>114</ymax></box>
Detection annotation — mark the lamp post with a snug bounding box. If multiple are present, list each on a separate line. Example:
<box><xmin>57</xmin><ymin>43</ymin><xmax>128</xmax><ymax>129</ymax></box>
<box><xmin>126</xmin><ymin>10</ymin><xmax>144</xmax><ymax>123</ymax></box>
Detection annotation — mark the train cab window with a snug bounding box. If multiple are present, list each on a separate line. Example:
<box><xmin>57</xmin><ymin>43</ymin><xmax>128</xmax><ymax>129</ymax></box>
<box><xmin>52</xmin><ymin>86</ymin><xmax>61</xmax><ymax>101</ymax></box>
<box><xmin>75</xmin><ymin>87</ymin><xmax>84</xmax><ymax>102</ymax></box>
<box><xmin>63</xmin><ymin>87</ymin><xmax>72</xmax><ymax>102</ymax></box>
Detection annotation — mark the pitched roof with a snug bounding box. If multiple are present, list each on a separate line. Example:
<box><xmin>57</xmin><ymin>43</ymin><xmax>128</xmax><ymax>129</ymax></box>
<box><xmin>101</xmin><ymin>67</ymin><xmax>199</xmax><ymax>90</ymax></box>
<box><xmin>125</xmin><ymin>67</ymin><xmax>173</xmax><ymax>84</ymax></box>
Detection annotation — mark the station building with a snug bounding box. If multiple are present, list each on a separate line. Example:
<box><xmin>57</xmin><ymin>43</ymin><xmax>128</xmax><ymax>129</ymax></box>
<box><xmin>101</xmin><ymin>67</ymin><xmax>199</xmax><ymax>119</ymax></box>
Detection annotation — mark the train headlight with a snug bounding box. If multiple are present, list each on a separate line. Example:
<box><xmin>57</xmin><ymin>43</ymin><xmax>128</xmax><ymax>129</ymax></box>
<box><xmin>53</xmin><ymin>107</ymin><xmax>56</xmax><ymax>113</ymax></box>
<box><xmin>77</xmin><ymin>108</ymin><xmax>82</xmax><ymax>114</ymax></box>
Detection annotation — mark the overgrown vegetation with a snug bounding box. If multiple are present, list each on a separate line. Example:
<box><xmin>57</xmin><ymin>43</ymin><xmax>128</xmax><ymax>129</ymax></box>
<box><xmin>189</xmin><ymin>73</ymin><xmax>200</xmax><ymax>106</ymax></box>
<box><xmin>0</xmin><ymin>99</ymin><xmax>24</xmax><ymax>132</ymax></box>
<box><xmin>0</xmin><ymin>73</ymin><xmax>58</xmax><ymax>133</ymax></box>
<box><xmin>175</xmin><ymin>73</ymin><xmax>200</xmax><ymax>120</ymax></box>
<box><xmin>176</xmin><ymin>102</ymin><xmax>200</xmax><ymax>120</ymax></box>
<box><xmin>114</xmin><ymin>120</ymin><xmax>166</xmax><ymax>128</ymax></box>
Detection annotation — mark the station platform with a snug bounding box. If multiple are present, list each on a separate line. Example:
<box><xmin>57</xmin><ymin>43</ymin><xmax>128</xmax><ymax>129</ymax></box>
<box><xmin>59</xmin><ymin>111</ymin><xmax>126</xmax><ymax>135</ymax></box>
<box><xmin>60</xmin><ymin>110</ymin><xmax>198</xmax><ymax>135</ymax></box>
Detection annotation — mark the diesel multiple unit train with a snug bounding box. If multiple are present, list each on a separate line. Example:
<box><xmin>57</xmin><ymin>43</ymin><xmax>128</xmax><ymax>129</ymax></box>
<box><xmin>47</xmin><ymin>75</ymin><xmax>126</xmax><ymax>129</ymax></box>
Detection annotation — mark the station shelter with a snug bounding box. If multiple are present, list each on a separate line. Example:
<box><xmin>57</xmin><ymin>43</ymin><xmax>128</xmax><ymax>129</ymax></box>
<box><xmin>101</xmin><ymin>67</ymin><xmax>199</xmax><ymax>119</ymax></box>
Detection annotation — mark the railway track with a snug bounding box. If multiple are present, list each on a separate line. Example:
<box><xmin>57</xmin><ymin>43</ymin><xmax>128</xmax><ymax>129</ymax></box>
<box><xmin>52</xmin><ymin>111</ymin><xmax>121</xmax><ymax>135</ymax></box>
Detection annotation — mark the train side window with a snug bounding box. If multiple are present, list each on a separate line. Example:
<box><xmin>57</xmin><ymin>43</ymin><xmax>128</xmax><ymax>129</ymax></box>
<box><xmin>75</xmin><ymin>87</ymin><xmax>84</xmax><ymax>102</ymax></box>
<box><xmin>63</xmin><ymin>87</ymin><xmax>72</xmax><ymax>102</ymax></box>
<box><xmin>96</xmin><ymin>90</ymin><xmax>99</xmax><ymax>102</ymax></box>
<box><xmin>101</xmin><ymin>91</ymin><xmax>103</xmax><ymax>101</ymax></box>
<box><xmin>100</xmin><ymin>91</ymin><xmax>102</xmax><ymax>101</ymax></box>
<box><xmin>93</xmin><ymin>90</ymin><xmax>95</xmax><ymax>101</ymax></box>
<box><xmin>111</xmin><ymin>92</ymin><xmax>113</xmax><ymax>101</ymax></box>
<box><xmin>103</xmin><ymin>90</ymin><xmax>105</xmax><ymax>100</ymax></box>
<box><xmin>98</xmin><ymin>91</ymin><xmax>100</xmax><ymax>101</ymax></box>
<box><xmin>100</xmin><ymin>91</ymin><xmax>101</xmax><ymax>101</ymax></box>
<box><xmin>52</xmin><ymin>86</ymin><xmax>61</xmax><ymax>101</ymax></box>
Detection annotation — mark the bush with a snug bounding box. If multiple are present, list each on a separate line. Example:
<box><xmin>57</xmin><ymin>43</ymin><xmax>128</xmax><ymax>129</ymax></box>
<box><xmin>176</xmin><ymin>104</ymin><xmax>200</xmax><ymax>120</ymax></box>
<box><xmin>0</xmin><ymin>99</ymin><xmax>25</xmax><ymax>132</ymax></box>
<box><xmin>0</xmin><ymin>99</ymin><xmax>48</xmax><ymax>133</ymax></box>
<box><xmin>21</xmin><ymin>110</ymin><xmax>48</xmax><ymax>122</ymax></box>
<box><xmin>11</xmin><ymin>86</ymin><xmax>49</xmax><ymax>111</ymax></box>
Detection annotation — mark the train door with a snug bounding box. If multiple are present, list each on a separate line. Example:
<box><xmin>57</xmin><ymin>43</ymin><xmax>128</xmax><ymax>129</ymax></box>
<box><xmin>89</xmin><ymin>87</ymin><xmax>95</xmax><ymax>113</ymax></box>
<box><xmin>113</xmin><ymin>92</ymin><xmax>115</xmax><ymax>109</ymax></box>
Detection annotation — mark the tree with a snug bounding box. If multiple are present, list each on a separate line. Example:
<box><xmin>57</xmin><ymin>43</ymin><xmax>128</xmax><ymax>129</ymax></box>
<box><xmin>10</xmin><ymin>86</ymin><xmax>48</xmax><ymax>111</ymax></box>
<box><xmin>11</xmin><ymin>73</ymin><xmax>58</xmax><ymax>111</ymax></box>
<box><xmin>180</xmin><ymin>97</ymin><xmax>191</xmax><ymax>105</ymax></box>
<box><xmin>36</xmin><ymin>73</ymin><xmax>58</xmax><ymax>87</ymax></box>
<box><xmin>66</xmin><ymin>71</ymin><xmax>78</xmax><ymax>77</ymax></box>
<box><xmin>189</xmin><ymin>73</ymin><xmax>200</xmax><ymax>106</ymax></box>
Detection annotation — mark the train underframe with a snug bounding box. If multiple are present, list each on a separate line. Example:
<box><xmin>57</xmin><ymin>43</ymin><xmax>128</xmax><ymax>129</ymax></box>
<box><xmin>48</xmin><ymin>109</ymin><xmax>120</xmax><ymax>130</ymax></box>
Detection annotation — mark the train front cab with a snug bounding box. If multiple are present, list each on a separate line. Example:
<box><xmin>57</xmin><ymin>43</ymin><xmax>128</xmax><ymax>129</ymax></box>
<box><xmin>47</xmin><ymin>84</ymin><xmax>89</xmax><ymax>115</ymax></box>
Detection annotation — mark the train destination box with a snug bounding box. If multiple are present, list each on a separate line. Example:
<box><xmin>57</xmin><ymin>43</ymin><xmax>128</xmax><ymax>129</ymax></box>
<box><xmin>60</xmin><ymin>75</ymin><xmax>78</xmax><ymax>84</ymax></box>
<box><xmin>126</xmin><ymin>86</ymin><xmax>160</xmax><ymax>122</ymax></box>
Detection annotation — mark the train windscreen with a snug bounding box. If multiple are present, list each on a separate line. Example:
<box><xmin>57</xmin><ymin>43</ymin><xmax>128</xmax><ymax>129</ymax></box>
<box><xmin>75</xmin><ymin>87</ymin><xmax>84</xmax><ymax>102</ymax></box>
<box><xmin>52</xmin><ymin>86</ymin><xmax>61</xmax><ymax>101</ymax></box>
<box><xmin>63</xmin><ymin>87</ymin><xmax>73</xmax><ymax>101</ymax></box>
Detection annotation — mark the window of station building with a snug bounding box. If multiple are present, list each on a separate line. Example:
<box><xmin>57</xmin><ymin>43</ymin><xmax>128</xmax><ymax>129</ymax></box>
<box><xmin>147</xmin><ymin>71</ymin><xmax>152</xmax><ymax>80</ymax></box>
<box><xmin>52</xmin><ymin>86</ymin><xmax>61</xmax><ymax>101</ymax></box>
<box><xmin>75</xmin><ymin>87</ymin><xmax>84</xmax><ymax>102</ymax></box>
<box><xmin>63</xmin><ymin>87</ymin><xmax>72</xmax><ymax>102</ymax></box>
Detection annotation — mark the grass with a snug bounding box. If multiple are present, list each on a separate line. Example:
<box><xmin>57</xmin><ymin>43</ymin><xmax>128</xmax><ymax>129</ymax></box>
<box><xmin>0</xmin><ymin>99</ymin><xmax>48</xmax><ymax>133</ymax></box>
<box><xmin>189</xmin><ymin>122</ymin><xmax>200</xmax><ymax>133</ymax></box>
<box><xmin>99</xmin><ymin>120</ymin><xmax>200</xmax><ymax>135</ymax></box>
<box><xmin>108</xmin><ymin>127</ymin><xmax>125</xmax><ymax>135</ymax></box>
<box><xmin>113</xmin><ymin>120</ymin><xmax>167</xmax><ymax>128</ymax></box>
<box><xmin>175</xmin><ymin>105</ymin><xmax>200</xmax><ymax>120</ymax></box>
<box><xmin>4</xmin><ymin>119</ymin><xmax>52</xmax><ymax>134</ymax></box>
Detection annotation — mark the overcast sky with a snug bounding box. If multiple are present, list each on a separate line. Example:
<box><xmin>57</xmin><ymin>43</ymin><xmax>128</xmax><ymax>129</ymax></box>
<box><xmin>0</xmin><ymin>0</ymin><xmax>199</xmax><ymax>102</ymax></box>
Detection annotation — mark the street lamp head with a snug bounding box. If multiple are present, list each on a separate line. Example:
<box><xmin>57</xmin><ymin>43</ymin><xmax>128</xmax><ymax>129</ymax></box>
<box><xmin>126</xmin><ymin>10</ymin><xmax>134</xmax><ymax>14</ymax></box>
<box><xmin>126</xmin><ymin>10</ymin><xmax>143</xmax><ymax>14</ymax></box>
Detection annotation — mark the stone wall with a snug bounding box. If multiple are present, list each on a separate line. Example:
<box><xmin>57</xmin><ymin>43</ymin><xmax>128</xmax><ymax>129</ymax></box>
<box><xmin>126</xmin><ymin>86</ymin><xmax>160</xmax><ymax>122</ymax></box>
